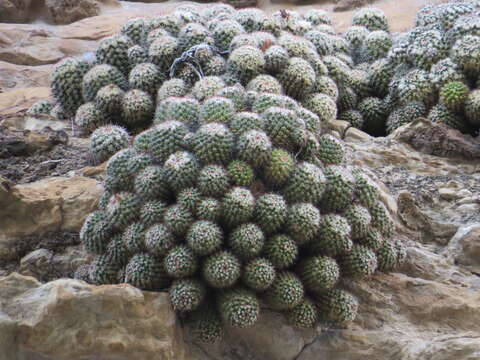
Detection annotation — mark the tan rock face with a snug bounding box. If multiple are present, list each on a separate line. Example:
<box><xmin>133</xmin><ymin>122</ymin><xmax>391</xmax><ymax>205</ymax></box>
<box><xmin>0</xmin><ymin>273</ymin><xmax>190</xmax><ymax>360</ymax></box>
<box><xmin>0</xmin><ymin>176</ymin><xmax>102</xmax><ymax>260</ymax></box>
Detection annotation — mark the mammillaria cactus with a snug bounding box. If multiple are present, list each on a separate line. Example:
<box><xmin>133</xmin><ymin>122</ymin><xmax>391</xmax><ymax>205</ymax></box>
<box><xmin>63</xmin><ymin>3</ymin><xmax>417</xmax><ymax>343</ymax></box>
<box><xmin>89</xmin><ymin>125</ymin><xmax>130</xmax><ymax>163</ymax></box>
<box><xmin>27</xmin><ymin>100</ymin><xmax>54</xmax><ymax>116</ymax></box>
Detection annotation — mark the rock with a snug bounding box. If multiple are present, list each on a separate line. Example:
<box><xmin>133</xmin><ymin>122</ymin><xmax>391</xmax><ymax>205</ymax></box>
<box><xmin>0</xmin><ymin>0</ymin><xmax>32</xmax><ymax>23</ymax></box>
<box><xmin>0</xmin><ymin>24</ymin><xmax>97</xmax><ymax>66</ymax></box>
<box><xmin>0</xmin><ymin>127</ymin><xmax>68</xmax><ymax>157</ymax></box>
<box><xmin>449</xmin><ymin>224</ymin><xmax>480</xmax><ymax>267</ymax></box>
<box><xmin>344</xmin><ymin>127</ymin><xmax>373</xmax><ymax>142</ymax></box>
<box><xmin>393</xmin><ymin>118</ymin><xmax>480</xmax><ymax>159</ymax></box>
<box><xmin>0</xmin><ymin>176</ymin><xmax>102</xmax><ymax>261</ymax></box>
<box><xmin>224</xmin><ymin>0</ymin><xmax>258</xmax><ymax>8</ymax></box>
<box><xmin>19</xmin><ymin>246</ymin><xmax>92</xmax><ymax>281</ymax></box>
<box><xmin>19</xmin><ymin>248</ymin><xmax>53</xmax><ymax>279</ymax></box>
<box><xmin>0</xmin><ymin>61</ymin><xmax>52</xmax><ymax>91</ymax></box>
<box><xmin>397</xmin><ymin>192</ymin><xmax>458</xmax><ymax>244</ymax></box>
<box><xmin>0</xmin><ymin>273</ymin><xmax>189</xmax><ymax>360</ymax></box>
<box><xmin>0</xmin><ymin>87</ymin><xmax>51</xmax><ymax>116</ymax></box>
<box><xmin>437</xmin><ymin>181</ymin><xmax>473</xmax><ymax>201</ymax></box>
<box><xmin>45</xmin><ymin>0</ymin><xmax>101</xmax><ymax>25</ymax></box>
<box><xmin>325</xmin><ymin>119</ymin><xmax>351</xmax><ymax>138</ymax></box>
<box><xmin>334</xmin><ymin>0</ymin><xmax>370</xmax><ymax>12</ymax></box>
<box><xmin>1</xmin><ymin>114</ymin><xmax>69</xmax><ymax>132</ymax></box>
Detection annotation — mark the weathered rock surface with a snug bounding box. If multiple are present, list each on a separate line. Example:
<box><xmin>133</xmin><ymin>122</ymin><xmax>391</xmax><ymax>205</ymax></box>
<box><xmin>393</xmin><ymin>118</ymin><xmax>480</xmax><ymax>159</ymax></box>
<box><xmin>0</xmin><ymin>176</ymin><xmax>102</xmax><ymax>260</ymax></box>
<box><xmin>45</xmin><ymin>0</ymin><xmax>101</xmax><ymax>25</ymax></box>
<box><xmin>0</xmin><ymin>273</ymin><xmax>189</xmax><ymax>360</ymax></box>
<box><xmin>0</xmin><ymin>0</ymin><xmax>32</xmax><ymax>23</ymax></box>
<box><xmin>0</xmin><ymin>87</ymin><xmax>51</xmax><ymax>115</ymax></box>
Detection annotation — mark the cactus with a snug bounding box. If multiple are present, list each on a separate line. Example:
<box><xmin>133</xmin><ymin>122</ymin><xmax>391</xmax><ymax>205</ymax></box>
<box><xmin>90</xmin><ymin>125</ymin><xmax>130</xmax><ymax>163</ymax></box>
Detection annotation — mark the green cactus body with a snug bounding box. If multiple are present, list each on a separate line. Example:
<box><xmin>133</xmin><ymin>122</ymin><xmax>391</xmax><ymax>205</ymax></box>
<box><xmin>164</xmin><ymin>245</ymin><xmax>199</xmax><ymax>278</ymax></box>
<box><xmin>144</xmin><ymin>223</ymin><xmax>176</xmax><ymax>257</ymax></box>
<box><xmin>254</xmin><ymin>193</ymin><xmax>287</xmax><ymax>234</ymax></box>
<box><xmin>297</xmin><ymin>256</ymin><xmax>340</xmax><ymax>293</ymax></box>
<box><xmin>203</xmin><ymin>251</ymin><xmax>241</xmax><ymax>288</ymax></box>
<box><xmin>192</xmin><ymin>123</ymin><xmax>234</xmax><ymax>165</ymax></box>
<box><xmin>228</xmin><ymin>45</ymin><xmax>265</xmax><ymax>83</ymax></box>
<box><xmin>279</xmin><ymin>57</ymin><xmax>316</xmax><ymax>100</ymax></box>
<box><xmin>90</xmin><ymin>125</ymin><xmax>130</xmax><ymax>163</ymax></box>
<box><xmin>187</xmin><ymin>220</ymin><xmax>224</xmax><ymax>256</ymax></box>
<box><xmin>242</xmin><ymin>258</ymin><xmax>276</xmax><ymax>291</ymax></box>
<box><xmin>340</xmin><ymin>245</ymin><xmax>378</xmax><ymax>279</ymax></box>
<box><xmin>263</xmin><ymin>148</ymin><xmax>295</xmax><ymax>187</ymax></box>
<box><xmin>90</xmin><ymin>254</ymin><xmax>120</xmax><ymax>285</ymax></box>
<box><xmin>125</xmin><ymin>253</ymin><xmax>170</xmax><ymax>290</ymax></box>
<box><xmin>195</xmin><ymin>198</ymin><xmax>222</xmax><ymax>222</ymax></box>
<box><xmin>286</xmin><ymin>203</ymin><xmax>321</xmax><ymax>246</ymax></box>
<box><xmin>200</xmin><ymin>97</ymin><xmax>236</xmax><ymax>124</ymax></box>
<box><xmin>122</xmin><ymin>222</ymin><xmax>146</xmax><ymax>254</ymax></box>
<box><xmin>157</xmin><ymin>79</ymin><xmax>188</xmax><ymax>102</ymax></box>
<box><xmin>75</xmin><ymin>102</ymin><xmax>107</xmax><ymax>134</ymax></box>
<box><xmin>169</xmin><ymin>278</ymin><xmax>206</xmax><ymax>312</ymax></box>
<box><xmin>264</xmin><ymin>271</ymin><xmax>304</xmax><ymax>310</ymax></box>
<box><xmin>237</xmin><ymin>129</ymin><xmax>272</xmax><ymax>168</ymax></box>
<box><xmin>198</xmin><ymin>165</ymin><xmax>230</xmax><ymax>198</ymax></box>
<box><xmin>218</xmin><ymin>288</ymin><xmax>260</xmax><ymax>328</ymax></box>
<box><xmin>312</xmin><ymin>214</ymin><xmax>353</xmax><ymax>256</ymax></box>
<box><xmin>370</xmin><ymin>201</ymin><xmax>395</xmax><ymax>239</ymax></box>
<box><xmin>27</xmin><ymin>99</ymin><xmax>54</xmax><ymax>116</ymax></box>
<box><xmin>128</xmin><ymin>62</ymin><xmax>164</xmax><ymax>97</ymax></box>
<box><xmin>343</xmin><ymin>204</ymin><xmax>372</xmax><ymax>240</ymax></box>
<box><xmin>80</xmin><ymin>210</ymin><xmax>112</xmax><ymax>254</ymax></box>
<box><xmin>263</xmin><ymin>234</ymin><xmax>298</xmax><ymax>269</ymax></box>
<box><xmin>189</xmin><ymin>305</ymin><xmax>223</xmax><ymax>343</ymax></box>
<box><xmin>316</xmin><ymin>289</ymin><xmax>358</xmax><ymax>324</ymax></box>
<box><xmin>228</xmin><ymin>223</ymin><xmax>265</xmax><ymax>260</ymax></box>
<box><xmin>284</xmin><ymin>162</ymin><xmax>326</xmax><ymax>204</ymax></box>
<box><xmin>285</xmin><ymin>297</ymin><xmax>318</xmax><ymax>328</ymax></box>
<box><xmin>227</xmin><ymin>160</ymin><xmax>255</xmax><ymax>187</ymax></box>
<box><xmin>148</xmin><ymin>35</ymin><xmax>179</xmax><ymax>73</ymax></box>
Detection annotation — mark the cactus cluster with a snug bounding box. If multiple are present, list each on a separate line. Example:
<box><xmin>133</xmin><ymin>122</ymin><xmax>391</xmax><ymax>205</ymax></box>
<box><xmin>36</xmin><ymin>2</ymin><xmax>420</xmax><ymax>344</ymax></box>
<box><xmin>78</xmin><ymin>84</ymin><xmax>404</xmax><ymax>345</ymax></box>
<box><xmin>335</xmin><ymin>2</ymin><xmax>480</xmax><ymax>136</ymax></box>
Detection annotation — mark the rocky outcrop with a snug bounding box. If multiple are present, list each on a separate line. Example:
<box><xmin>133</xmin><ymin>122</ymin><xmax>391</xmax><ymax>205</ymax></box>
<box><xmin>0</xmin><ymin>273</ymin><xmax>189</xmax><ymax>360</ymax></box>
<box><xmin>0</xmin><ymin>176</ymin><xmax>102</xmax><ymax>261</ymax></box>
<box><xmin>45</xmin><ymin>0</ymin><xmax>101</xmax><ymax>25</ymax></box>
<box><xmin>0</xmin><ymin>0</ymin><xmax>32</xmax><ymax>23</ymax></box>
<box><xmin>393</xmin><ymin>118</ymin><xmax>480</xmax><ymax>159</ymax></box>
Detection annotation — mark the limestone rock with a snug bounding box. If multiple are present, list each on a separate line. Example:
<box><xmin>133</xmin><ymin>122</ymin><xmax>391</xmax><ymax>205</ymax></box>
<box><xmin>0</xmin><ymin>0</ymin><xmax>32</xmax><ymax>23</ymax></box>
<box><xmin>0</xmin><ymin>176</ymin><xmax>102</xmax><ymax>261</ymax></box>
<box><xmin>225</xmin><ymin>0</ymin><xmax>258</xmax><ymax>8</ymax></box>
<box><xmin>0</xmin><ymin>273</ymin><xmax>189</xmax><ymax>360</ymax></box>
<box><xmin>447</xmin><ymin>224</ymin><xmax>480</xmax><ymax>269</ymax></box>
<box><xmin>334</xmin><ymin>0</ymin><xmax>371</xmax><ymax>12</ymax></box>
<box><xmin>0</xmin><ymin>61</ymin><xmax>52</xmax><ymax>91</ymax></box>
<box><xmin>392</xmin><ymin>118</ymin><xmax>480</xmax><ymax>159</ymax></box>
<box><xmin>45</xmin><ymin>0</ymin><xmax>100</xmax><ymax>25</ymax></box>
<box><xmin>19</xmin><ymin>246</ymin><xmax>91</xmax><ymax>280</ymax></box>
<box><xmin>0</xmin><ymin>127</ymin><xmax>68</xmax><ymax>157</ymax></box>
<box><xmin>0</xmin><ymin>87</ymin><xmax>51</xmax><ymax>116</ymax></box>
